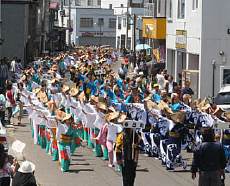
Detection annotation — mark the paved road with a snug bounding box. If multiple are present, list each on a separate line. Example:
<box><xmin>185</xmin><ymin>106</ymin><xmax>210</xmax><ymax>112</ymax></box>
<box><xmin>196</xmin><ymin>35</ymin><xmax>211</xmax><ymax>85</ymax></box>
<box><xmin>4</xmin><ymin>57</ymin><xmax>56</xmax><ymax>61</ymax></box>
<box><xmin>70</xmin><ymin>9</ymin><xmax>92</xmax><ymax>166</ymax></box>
<box><xmin>6</xmin><ymin>58</ymin><xmax>230</xmax><ymax>186</ymax></box>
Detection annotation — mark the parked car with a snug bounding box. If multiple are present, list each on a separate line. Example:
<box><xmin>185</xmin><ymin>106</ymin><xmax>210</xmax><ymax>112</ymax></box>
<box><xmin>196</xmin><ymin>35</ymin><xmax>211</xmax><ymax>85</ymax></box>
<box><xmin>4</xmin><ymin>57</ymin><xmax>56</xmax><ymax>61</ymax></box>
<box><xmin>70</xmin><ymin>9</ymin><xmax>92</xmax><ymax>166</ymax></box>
<box><xmin>215</xmin><ymin>86</ymin><xmax>230</xmax><ymax>111</ymax></box>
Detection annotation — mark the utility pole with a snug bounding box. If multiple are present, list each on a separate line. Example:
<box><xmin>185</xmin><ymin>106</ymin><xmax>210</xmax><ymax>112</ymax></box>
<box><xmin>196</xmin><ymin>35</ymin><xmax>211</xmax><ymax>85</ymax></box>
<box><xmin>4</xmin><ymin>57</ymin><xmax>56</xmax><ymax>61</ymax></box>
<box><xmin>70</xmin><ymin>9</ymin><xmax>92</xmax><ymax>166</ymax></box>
<box><xmin>126</xmin><ymin>4</ymin><xmax>129</xmax><ymax>49</ymax></box>
<box><xmin>68</xmin><ymin>0</ymin><xmax>71</xmax><ymax>49</ymax></box>
<box><xmin>133</xmin><ymin>14</ymin><xmax>136</xmax><ymax>67</ymax></box>
<box><xmin>41</xmin><ymin>0</ymin><xmax>47</xmax><ymax>56</ymax></box>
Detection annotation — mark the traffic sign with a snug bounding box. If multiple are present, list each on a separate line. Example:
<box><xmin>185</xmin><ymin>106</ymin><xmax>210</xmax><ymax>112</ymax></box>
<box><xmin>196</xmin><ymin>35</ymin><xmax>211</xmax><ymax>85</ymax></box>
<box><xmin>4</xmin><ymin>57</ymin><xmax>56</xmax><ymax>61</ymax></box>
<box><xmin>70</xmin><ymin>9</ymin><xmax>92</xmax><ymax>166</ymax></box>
<box><xmin>69</xmin><ymin>28</ymin><xmax>73</xmax><ymax>32</ymax></box>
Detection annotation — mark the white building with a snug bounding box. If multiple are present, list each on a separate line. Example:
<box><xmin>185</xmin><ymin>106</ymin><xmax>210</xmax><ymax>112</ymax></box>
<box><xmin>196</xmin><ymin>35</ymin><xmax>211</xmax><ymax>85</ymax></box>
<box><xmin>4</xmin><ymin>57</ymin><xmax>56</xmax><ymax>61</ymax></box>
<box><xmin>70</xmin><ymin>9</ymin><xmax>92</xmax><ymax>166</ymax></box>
<box><xmin>114</xmin><ymin>7</ymin><xmax>144</xmax><ymax>50</ymax></box>
<box><xmin>166</xmin><ymin>0</ymin><xmax>230</xmax><ymax>99</ymax></box>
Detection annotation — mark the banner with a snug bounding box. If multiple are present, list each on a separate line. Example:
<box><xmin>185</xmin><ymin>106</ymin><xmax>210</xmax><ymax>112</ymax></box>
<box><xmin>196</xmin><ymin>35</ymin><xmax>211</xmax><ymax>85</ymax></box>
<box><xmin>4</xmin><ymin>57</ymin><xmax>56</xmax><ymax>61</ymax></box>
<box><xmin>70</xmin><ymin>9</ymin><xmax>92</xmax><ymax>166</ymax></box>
<box><xmin>159</xmin><ymin>46</ymin><xmax>166</xmax><ymax>63</ymax></box>
<box><xmin>153</xmin><ymin>49</ymin><xmax>160</xmax><ymax>62</ymax></box>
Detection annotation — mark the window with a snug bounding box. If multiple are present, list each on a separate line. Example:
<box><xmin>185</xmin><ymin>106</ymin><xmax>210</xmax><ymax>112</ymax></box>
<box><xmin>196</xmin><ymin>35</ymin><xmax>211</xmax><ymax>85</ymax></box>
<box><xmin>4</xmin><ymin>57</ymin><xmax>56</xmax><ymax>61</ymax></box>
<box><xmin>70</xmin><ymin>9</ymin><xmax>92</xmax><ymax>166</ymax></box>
<box><xmin>167</xmin><ymin>0</ymin><xmax>172</xmax><ymax>19</ymax></box>
<box><xmin>80</xmin><ymin>18</ymin><xmax>93</xmax><ymax>27</ymax></box>
<box><xmin>118</xmin><ymin>17</ymin><xmax>121</xmax><ymax>29</ymax></box>
<box><xmin>158</xmin><ymin>0</ymin><xmax>161</xmax><ymax>14</ymax></box>
<box><xmin>121</xmin><ymin>4</ymin><xmax>124</xmax><ymax>7</ymax></box>
<box><xmin>117</xmin><ymin>36</ymin><xmax>120</xmax><ymax>48</ymax></box>
<box><xmin>193</xmin><ymin>0</ymin><xmax>198</xmax><ymax>10</ymax></box>
<box><xmin>149</xmin><ymin>0</ymin><xmax>152</xmax><ymax>3</ymax></box>
<box><xmin>64</xmin><ymin>0</ymin><xmax>68</xmax><ymax>6</ymax></box>
<box><xmin>75</xmin><ymin>0</ymin><xmax>81</xmax><ymax>6</ymax></box>
<box><xmin>97</xmin><ymin>0</ymin><xmax>101</xmax><ymax>6</ymax></box>
<box><xmin>178</xmin><ymin>0</ymin><xmax>185</xmax><ymax>19</ymax></box>
<box><xmin>109</xmin><ymin>18</ymin><xmax>116</xmax><ymax>28</ymax></box>
<box><xmin>128</xmin><ymin>17</ymin><xmax>131</xmax><ymax>30</ymax></box>
<box><xmin>127</xmin><ymin>37</ymin><xmax>131</xmax><ymax>49</ymax></box>
<box><xmin>109</xmin><ymin>4</ymin><xmax>112</xmax><ymax>9</ymax></box>
<box><xmin>88</xmin><ymin>0</ymin><xmax>92</xmax><ymax>6</ymax></box>
<box><xmin>223</xmin><ymin>69</ymin><xmax>230</xmax><ymax>85</ymax></box>
<box><xmin>98</xmin><ymin>18</ymin><xmax>104</xmax><ymax>26</ymax></box>
<box><xmin>123</xmin><ymin>18</ymin><xmax>126</xmax><ymax>27</ymax></box>
<box><xmin>54</xmin><ymin>11</ymin><xmax>58</xmax><ymax>21</ymax></box>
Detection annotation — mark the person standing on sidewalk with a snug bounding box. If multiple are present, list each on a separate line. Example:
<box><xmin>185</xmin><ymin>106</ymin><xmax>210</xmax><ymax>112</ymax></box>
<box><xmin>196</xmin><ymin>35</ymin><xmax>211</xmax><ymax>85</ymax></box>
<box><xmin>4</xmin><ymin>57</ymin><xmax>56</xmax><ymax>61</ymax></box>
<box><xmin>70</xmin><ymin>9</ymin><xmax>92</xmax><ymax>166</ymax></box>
<box><xmin>0</xmin><ymin>59</ymin><xmax>9</xmax><ymax>90</ymax></box>
<box><xmin>124</xmin><ymin>55</ymin><xmax>129</xmax><ymax>70</ymax></box>
<box><xmin>5</xmin><ymin>83</ymin><xmax>15</xmax><ymax>125</ymax></box>
<box><xmin>118</xmin><ymin>64</ymin><xmax>127</xmax><ymax>80</ymax></box>
<box><xmin>191</xmin><ymin>128</ymin><xmax>227</xmax><ymax>186</ymax></box>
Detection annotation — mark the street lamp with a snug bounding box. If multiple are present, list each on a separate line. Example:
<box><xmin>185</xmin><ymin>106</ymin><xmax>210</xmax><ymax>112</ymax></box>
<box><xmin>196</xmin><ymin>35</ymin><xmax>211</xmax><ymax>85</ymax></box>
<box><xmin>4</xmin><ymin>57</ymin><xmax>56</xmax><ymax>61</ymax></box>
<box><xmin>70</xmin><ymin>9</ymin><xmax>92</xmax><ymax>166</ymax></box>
<box><xmin>94</xmin><ymin>22</ymin><xmax>102</xmax><ymax>46</ymax></box>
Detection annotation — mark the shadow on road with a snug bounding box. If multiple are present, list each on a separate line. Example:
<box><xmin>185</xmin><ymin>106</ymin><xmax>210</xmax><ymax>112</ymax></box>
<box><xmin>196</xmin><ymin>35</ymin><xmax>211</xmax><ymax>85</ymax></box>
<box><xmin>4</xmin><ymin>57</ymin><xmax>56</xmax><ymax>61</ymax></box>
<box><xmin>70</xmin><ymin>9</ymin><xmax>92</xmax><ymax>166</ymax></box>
<box><xmin>136</xmin><ymin>168</ymin><xmax>149</xmax><ymax>172</ymax></box>
<box><xmin>68</xmin><ymin>169</ymin><xmax>94</xmax><ymax>174</ymax></box>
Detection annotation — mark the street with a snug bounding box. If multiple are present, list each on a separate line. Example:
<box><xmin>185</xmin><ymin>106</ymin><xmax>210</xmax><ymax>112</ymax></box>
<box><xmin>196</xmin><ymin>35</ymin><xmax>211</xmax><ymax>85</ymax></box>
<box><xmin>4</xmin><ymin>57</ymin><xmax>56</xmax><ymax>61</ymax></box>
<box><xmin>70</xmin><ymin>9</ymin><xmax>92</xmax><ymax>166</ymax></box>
<box><xmin>5</xmin><ymin>58</ymin><xmax>229</xmax><ymax>186</ymax></box>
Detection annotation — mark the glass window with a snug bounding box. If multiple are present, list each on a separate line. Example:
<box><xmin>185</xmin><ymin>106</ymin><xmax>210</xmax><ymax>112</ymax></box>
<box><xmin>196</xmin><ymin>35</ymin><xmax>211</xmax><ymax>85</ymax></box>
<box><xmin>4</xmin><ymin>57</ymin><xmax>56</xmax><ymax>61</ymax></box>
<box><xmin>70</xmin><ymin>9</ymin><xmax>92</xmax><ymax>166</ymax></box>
<box><xmin>123</xmin><ymin>18</ymin><xmax>126</xmax><ymax>27</ymax></box>
<box><xmin>193</xmin><ymin>0</ymin><xmax>198</xmax><ymax>10</ymax></box>
<box><xmin>178</xmin><ymin>0</ymin><xmax>185</xmax><ymax>19</ymax></box>
<box><xmin>121</xmin><ymin>4</ymin><xmax>124</xmax><ymax>7</ymax></box>
<box><xmin>158</xmin><ymin>0</ymin><xmax>161</xmax><ymax>14</ymax></box>
<box><xmin>88</xmin><ymin>0</ymin><xmax>92</xmax><ymax>6</ymax></box>
<box><xmin>223</xmin><ymin>69</ymin><xmax>230</xmax><ymax>85</ymax></box>
<box><xmin>75</xmin><ymin>0</ymin><xmax>81</xmax><ymax>6</ymax></box>
<box><xmin>118</xmin><ymin>17</ymin><xmax>122</xmax><ymax>29</ymax></box>
<box><xmin>196</xmin><ymin>0</ymin><xmax>199</xmax><ymax>8</ymax></box>
<box><xmin>80</xmin><ymin>18</ymin><xmax>93</xmax><ymax>27</ymax></box>
<box><xmin>109</xmin><ymin>4</ymin><xmax>112</xmax><ymax>9</ymax></box>
<box><xmin>167</xmin><ymin>0</ymin><xmax>172</xmax><ymax>19</ymax></box>
<box><xmin>97</xmin><ymin>0</ymin><xmax>101</xmax><ymax>6</ymax></box>
<box><xmin>109</xmin><ymin>18</ymin><xmax>116</xmax><ymax>28</ymax></box>
<box><xmin>64</xmin><ymin>0</ymin><xmax>68</xmax><ymax>6</ymax></box>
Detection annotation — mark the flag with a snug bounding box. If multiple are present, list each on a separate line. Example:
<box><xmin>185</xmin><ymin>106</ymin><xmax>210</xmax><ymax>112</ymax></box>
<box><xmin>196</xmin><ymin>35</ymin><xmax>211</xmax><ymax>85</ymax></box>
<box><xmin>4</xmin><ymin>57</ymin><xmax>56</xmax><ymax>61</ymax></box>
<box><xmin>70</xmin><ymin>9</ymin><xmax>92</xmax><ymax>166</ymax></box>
<box><xmin>153</xmin><ymin>49</ymin><xmax>160</xmax><ymax>62</ymax></box>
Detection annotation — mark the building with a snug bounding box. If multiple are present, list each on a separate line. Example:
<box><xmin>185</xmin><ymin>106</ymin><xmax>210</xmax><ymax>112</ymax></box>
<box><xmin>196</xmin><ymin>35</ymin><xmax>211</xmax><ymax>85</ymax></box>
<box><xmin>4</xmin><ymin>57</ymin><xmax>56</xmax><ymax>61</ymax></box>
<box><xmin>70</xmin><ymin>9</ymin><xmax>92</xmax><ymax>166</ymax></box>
<box><xmin>114</xmin><ymin>6</ymin><xmax>144</xmax><ymax>50</ymax></box>
<box><xmin>166</xmin><ymin>0</ymin><xmax>230</xmax><ymax>99</ymax></box>
<box><xmin>142</xmin><ymin>0</ymin><xmax>166</xmax><ymax>60</ymax></box>
<box><xmin>0</xmin><ymin>0</ymin><xmax>2</xmax><ymax>57</ymax></box>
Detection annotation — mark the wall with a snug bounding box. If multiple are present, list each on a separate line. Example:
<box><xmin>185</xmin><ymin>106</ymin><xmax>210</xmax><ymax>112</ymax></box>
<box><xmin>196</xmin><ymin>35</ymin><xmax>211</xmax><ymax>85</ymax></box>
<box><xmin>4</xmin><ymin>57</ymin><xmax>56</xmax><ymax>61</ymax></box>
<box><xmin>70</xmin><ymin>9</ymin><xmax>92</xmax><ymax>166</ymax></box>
<box><xmin>1</xmin><ymin>4</ymin><xmax>26</xmax><ymax>61</ymax></box>
<box><xmin>101</xmin><ymin>0</ymin><xmax>127</xmax><ymax>9</ymax></box>
<box><xmin>199</xmin><ymin>0</ymin><xmax>230</xmax><ymax>99</ymax></box>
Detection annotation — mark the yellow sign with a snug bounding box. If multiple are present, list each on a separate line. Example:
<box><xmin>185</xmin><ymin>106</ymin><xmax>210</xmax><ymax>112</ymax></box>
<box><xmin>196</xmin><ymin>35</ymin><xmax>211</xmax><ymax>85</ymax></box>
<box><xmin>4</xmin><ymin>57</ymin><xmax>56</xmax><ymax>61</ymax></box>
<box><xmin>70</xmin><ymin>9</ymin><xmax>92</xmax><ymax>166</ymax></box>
<box><xmin>142</xmin><ymin>18</ymin><xmax>166</xmax><ymax>39</ymax></box>
<box><xmin>176</xmin><ymin>30</ymin><xmax>187</xmax><ymax>50</ymax></box>
<box><xmin>153</xmin><ymin>49</ymin><xmax>160</xmax><ymax>62</ymax></box>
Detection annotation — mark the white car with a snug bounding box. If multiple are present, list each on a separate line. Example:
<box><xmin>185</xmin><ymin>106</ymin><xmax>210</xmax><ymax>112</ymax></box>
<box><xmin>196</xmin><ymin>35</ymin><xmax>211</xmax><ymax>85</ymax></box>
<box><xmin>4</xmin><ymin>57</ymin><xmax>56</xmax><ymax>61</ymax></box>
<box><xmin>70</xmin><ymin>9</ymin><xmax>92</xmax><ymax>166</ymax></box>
<box><xmin>215</xmin><ymin>86</ymin><xmax>230</xmax><ymax>111</ymax></box>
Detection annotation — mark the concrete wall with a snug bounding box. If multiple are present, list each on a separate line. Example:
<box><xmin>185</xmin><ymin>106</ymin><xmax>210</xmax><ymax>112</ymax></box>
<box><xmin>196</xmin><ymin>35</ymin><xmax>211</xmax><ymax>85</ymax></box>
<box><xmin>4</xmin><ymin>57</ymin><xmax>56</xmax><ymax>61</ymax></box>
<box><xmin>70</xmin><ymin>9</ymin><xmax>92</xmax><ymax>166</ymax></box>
<box><xmin>199</xmin><ymin>0</ymin><xmax>230</xmax><ymax>98</ymax></box>
<box><xmin>101</xmin><ymin>0</ymin><xmax>127</xmax><ymax>9</ymax></box>
<box><xmin>1</xmin><ymin>4</ymin><xmax>27</xmax><ymax>61</ymax></box>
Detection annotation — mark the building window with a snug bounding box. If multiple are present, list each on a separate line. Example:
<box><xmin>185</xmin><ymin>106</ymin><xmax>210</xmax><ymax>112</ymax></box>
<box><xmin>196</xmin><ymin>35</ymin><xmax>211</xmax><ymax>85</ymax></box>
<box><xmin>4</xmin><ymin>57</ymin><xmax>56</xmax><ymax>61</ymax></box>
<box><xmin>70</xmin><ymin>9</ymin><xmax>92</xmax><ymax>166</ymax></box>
<box><xmin>117</xmin><ymin>36</ymin><xmax>120</xmax><ymax>48</ymax></box>
<box><xmin>127</xmin><ymin>37</ymin><xmax>131</xmax><ymax>49</ymax></box>
<box><xmin>158</xmin><ymin>0</ymin><xmax>161</xmax><ymax>14</ymax></box>
<box><xmin>123</xmin><ymin>18</ymin><xmax>126</xmax><ymax>27</ymax></box>
<box><xmin>193</xmin><ymin>0</ymin><xmax>198</xmax><ymax>10</ymax></box>
<box><xmin>54</xmin><ymin>11</ymin><xmax>58</xmax><ymax>21</ymax></box>
<box><xmin>109</xmin><ymin>18</ymin><xmax>116</xmax><ymax>28</ymax></box>
<box><xmin>118</xmin><ymin>17</ymin><xmax>122</xmax><ymax>29</ymax></box>
<box><xmin>178</xmin><ymin>0</ymin><xmax>185</xmax><ymax>19</ymax></box>
<box><xmin>97</xmin><ymin>0</ymin><xmax>101</xmax><ymax>6</ymax></box>
<box><xmin>121</xmin><ymin>4</ymin><xmax>124</xmax><ymax>7</ymax></box>
<box><xmin>109</xmin><ymin>4</ymin><xmax>112</xmax><ymax>9</ymax></box>
<box><xmin>98</xmin><ymin>18</ymin><xmax>104</xmax><ymax>26</ymax></box>
<box><xmin>167</xmin><ymin>0</ymin><xmax>172</xmax><ymax>19</ymax></box>
<box><xmin>128</xmin><ymin>17</ymin><xmax>131</xmax><ymax>30</ymax></box>
<box><xmin>88</xmin><ymin>0</ymin><xmax>92</xmax><ymax>6</ymax></box>
<box><xmin>222</xmin><ymin>68</ymin><xmax>230</xmax><ymax>86</ymax></box>
<box><xmin>64</xmin><ymin>0</ymin><xmax>68</xmax><ymax>6</ymax></box>
<box><xmin>80</xmin><ymin>18</ymin><xmax>93</xmax><ymax>27</ymax></box>
<box><xmin>149</xmin><ymin>0</ymin><xmax>152</xmax><ymax>3</ymax></box>
<box><xmin>75</xmin><ymin>0</ymin><xmax>81</xmax><ymax>6</ymax></box>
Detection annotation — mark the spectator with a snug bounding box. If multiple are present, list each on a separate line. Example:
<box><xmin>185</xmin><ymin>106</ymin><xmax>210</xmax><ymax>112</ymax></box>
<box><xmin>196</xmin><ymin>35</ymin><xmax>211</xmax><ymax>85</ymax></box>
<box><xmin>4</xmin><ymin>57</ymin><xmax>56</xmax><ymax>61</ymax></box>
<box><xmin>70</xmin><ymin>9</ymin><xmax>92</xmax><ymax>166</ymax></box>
<box><xmin>10</xmin><ymin>57</ymin><xmax>17</xmax><ymax>73</ymax></box>
<box><xmin>142</xmin><ymin>62</ymin><xmax>148</xmax><ymax>77</ymax></box>
<box><xmin>165</xmin><ymin>75</ymin><xmax>178</xmax><ymax>96</ymax></box>
<box><xmin>0</xmin><ymin>88</ymin><xmax>6</xmax><ymax>126</ymax></box>
<box><xmin>191</xmin><ymin>128</ymin><xmax>226</xmax><ymax>186</ymax></box>
<box><xmin>118</xmin><ymin>63</ymin><xmax>127</xmax><ymax>80</ymax></box>
<box><xmin>181</xmin><ymin>81</ymin><xmax>194</xmax><ymax>100</ymax></box>
<box><xmin>0</xmin><ymin>59</ymin><xmax>9</xmax><ymax>89</ymax></box>
<box><xmin>124</xmin><ymin>55</ymin><xmax>129</xmax><ymax>69</ymax></box>
<box><xmin>152</xmin><ymin>84</ymin><xmax>161</xmax><ymax>95</ymax></box>
<box><xmin>12</xmin><ymin>161</ymin><xmax>37</xmax><ymax>186</ymax></box>
<box><xmin>5</xmin><ymin>83</ymin><xmax>15</xmax><ymax>125</ymax></box>
<box><xmin>156</xmin><ymin>69</ymin><xmax>165</xmax><ymax>91</ymax></box>
<box><xmin>14</xmin><ymin>82</ymin><xmax>24</xmax><ymax>125</ymax></box>
<box><xmin>0</xmin><ymin>143</ymin><xmax>17</xmax><ymax>186</ymax></box>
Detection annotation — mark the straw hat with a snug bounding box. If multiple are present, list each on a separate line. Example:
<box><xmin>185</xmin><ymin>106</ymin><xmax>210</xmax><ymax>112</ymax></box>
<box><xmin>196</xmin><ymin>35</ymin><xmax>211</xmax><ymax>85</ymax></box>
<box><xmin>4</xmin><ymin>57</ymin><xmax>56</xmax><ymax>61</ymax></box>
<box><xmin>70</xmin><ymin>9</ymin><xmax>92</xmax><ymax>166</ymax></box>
<box><xmin>32</xmin><ymin>87</ymin><xmax>41</xmax><ymax>94</ymax></box>
<box><xmin>118</xmin><ymin>113</ymin><xmax>127</xmax><ymax>123</ymax></box>
<box><xmin>62</xmin><ymin>113</ymin><xmax>72</xmax><ymax>122</ymax></box>
<box><xmin>158</xmin><ymin>100</ymin><xmax>169</xmax><ymax>110</ymax></box>
<box><xmin>106</xmin><ymin>111</ymin><xmax>119</xmax><ymax>122</ymax></box>
<box><xmin>170</xmin><ymin>112</ymin><xmax>185</xmax><ymax>123</ymax></box>
<box><xmin>52</xmin><ymin>64</ymin><xmax>58</xmax><ymax>71</ymax></box>
<box><xmin>147</xmin><ymin>100</ymin><xmax>159</xmax><ymax>110</ymax></box>
<box><xmin>213</xmin><ymin>106</ymin><xmax>225</xmax><ymax>115</ymax></box>
<box><xmin>21</xmin><ymin>75</ymin><xmax>27</xmax><ymax>81</ymax></box>
<box><xmin>55</xmin><ymin>110</ymin><xmax>66</xmax><ymax>121</ymax></box>
<box><xmin>224</xmin><ymin>112</ymin><xmax>230</xmax><ymax>119</ymax></box>
<box><xmin>143</xmin><ymin>96</ymin><xmax>151</xmax><ymax>102</ymax></box>
<box><xmin>193</xmin><ymin>98</ymin><xmax>201</xmax><ymax>107</ymax></box>
<box><xmin>201</xmin><ymin>103</ymin><xmax>212</xmax><ymax>111</ymax></box>
<box><xmin>98</xmin><ymin>102</ymin><xmax>107</xmax><ymax>110</ymax></box>
<box><xmin>62</xmin><ymin>85</ymin><xmax>70</xmax><ymax>93</ymax></box>
<box><xmin>199</xmin><ymin>97</ymin><xmax>210</xmax><ymax>109</ymax></box>
<box><xmin>90</xmin><ymin>95</ymin><xmax>99</xmax><ymax>103</ymax></box>
<box><xmin>39</xmin><ymin>93</ymin><xmax>48</xmax><ymax>103</ymax></box>
<box><xmin>18</xmin><ymin>161</ymin><xmax>35</xmax><ymax>173</ymax></box>
<box><xmin>78</xmin><ymin>91</ymin><xmax>86</xmax><ymax>103</ymax></box>
<box><xmin>69</xmin><ymin>88</ymin><xmax>79</xmax><ymax>97</ymax></box>
<box><xmin>50</xmin><ymin>78</ymin><xmax>58</xmax><ymax>84</ymax></box>
<box><xmin>108</xmin><ymin>107</ymin><xmax>116</xmax><ymax>113</ymax></box>
<box><xmin>45</xmin><ymin>98</ymin><xmax>56</xmax><ymax>111</ymax></box>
